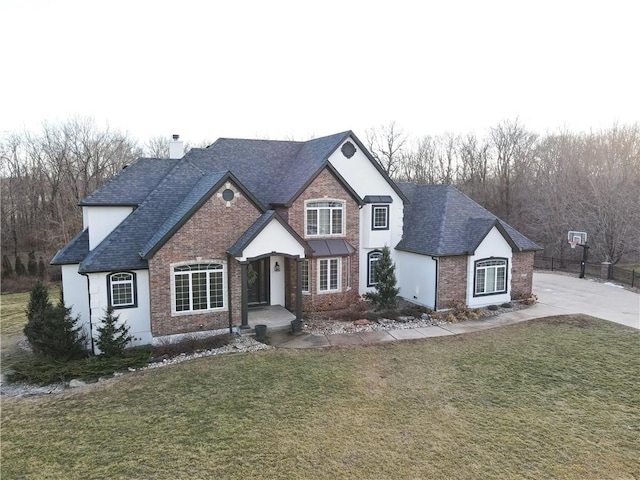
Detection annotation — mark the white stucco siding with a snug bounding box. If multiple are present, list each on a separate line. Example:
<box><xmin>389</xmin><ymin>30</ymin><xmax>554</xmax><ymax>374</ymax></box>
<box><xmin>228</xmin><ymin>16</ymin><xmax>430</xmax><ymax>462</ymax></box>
<box><xmin>270</xmin><ymin>255</ymin><xmax>285</xmax><ymax>306</ymax></box>
<box><xmin>61</xmin><ymin>264</ymin><xmax>91</xmax><ymax>341</ymax></box>
<box><xmin>86</xmin><ymin>206</ymin><xmax>134</xmax><ymax>250</ymax></box>
<box><xmin>87</xmin><ymin>269</ymin><xmax>152</xmax><ymax>351</ymax></box>
<box><xmin>237</xmin><ymin>219</ymin><xmax>306</xmax><ymax>261</ymax></box>
<box><xmin>396</xmin><ymin>251</ymin><xmax>437</xmax><ymax>309</ymax></box>
<box><xmin>328</xmin><ymin>137</ymin><xmax>404</xmax><ymax>249</ymax></box>
<box><xmin>466</xmin><ymin>227</ymin><xmax>513</xmax><ymax>307</ymax></box>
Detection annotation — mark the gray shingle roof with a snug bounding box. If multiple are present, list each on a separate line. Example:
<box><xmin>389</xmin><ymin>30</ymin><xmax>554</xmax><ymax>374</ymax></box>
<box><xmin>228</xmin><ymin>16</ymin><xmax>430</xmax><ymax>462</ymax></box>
<box><xmin>50</xmin><ymin>229</ymin><xmax>89</xmax><ymax>265</ymax></box>
<box><xmin>79</xmin><ymin>159</ymin><xmax>208</xmax><ymax>272</ymax></box>
<box><xmin>396</xmin><ymin>183</ymin><xmax>541</xmax><ymax>256</ymax></box>
<box><xmin>60</xmin><ymin>131</ymin><xmax>408</xmax><ymax>272</ymax></box>
<box><xmin>80</xmin><ymin>158</ymin><xmax>179</xmax><ymax>206</ymax></box>
<box><xmin>185</xmin><ymin>131</ymin><xmax>351</xmax><ymax>206</ymax></box>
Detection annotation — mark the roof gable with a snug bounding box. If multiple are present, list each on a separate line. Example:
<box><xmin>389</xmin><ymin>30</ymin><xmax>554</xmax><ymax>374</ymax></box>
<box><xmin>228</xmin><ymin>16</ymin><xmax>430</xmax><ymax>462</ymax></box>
<box><xmin>141</xmin><ymin>172</ymin><xmax>265</xmax><ymax>259</ymax></box>
<box><xmin>396</xmin><ymin>183</ymin><xmax>540</xmax><ymax>256</ymax></box>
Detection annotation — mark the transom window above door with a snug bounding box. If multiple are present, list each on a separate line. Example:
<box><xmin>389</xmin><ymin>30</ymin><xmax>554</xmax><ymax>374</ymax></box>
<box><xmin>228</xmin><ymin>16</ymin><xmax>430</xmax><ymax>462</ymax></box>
<box><xmin>305</xmin><ymin>200</ymin><xmax>344</xmax><ymax>236</ymax></box>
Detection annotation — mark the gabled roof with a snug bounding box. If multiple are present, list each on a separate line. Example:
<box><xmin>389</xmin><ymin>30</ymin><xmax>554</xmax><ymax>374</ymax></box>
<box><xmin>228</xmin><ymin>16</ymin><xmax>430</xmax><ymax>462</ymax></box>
<box><xmin>61</xmin><ymin>130</ymin><xmax>407</xmax><ymax>273</ymax></box>
<box><xmin>184</xmin><ymin>131</ymin><xmax>351</xmax><ymax>207</ymax></box>
<box><xmin>141</xmin><ymin>171</ymin><xmax>265</xmax><ymax>258</ymax></box>
<box><xmin>50</xmin><ymin>229</ymin><xmax>89</xmax><ymax>265</ymax></box>
<box><xmin>78</xmin><ymin>159</ymin><xmax>208</xmax><ymax>273</ymax></box>
<box><xmin>227</xmin><ymin>210</ymin><xmax>309</xmax><ymax>258</ymax></box>
<box><xmin>80</xmin><ymin>158</ymin><xmax>179</xmax><ymax>206</ymax></box>
<box><xmin>396</xmin><ymin>183</ymin><xmax>541</xmax><ymax>256</ymax></box>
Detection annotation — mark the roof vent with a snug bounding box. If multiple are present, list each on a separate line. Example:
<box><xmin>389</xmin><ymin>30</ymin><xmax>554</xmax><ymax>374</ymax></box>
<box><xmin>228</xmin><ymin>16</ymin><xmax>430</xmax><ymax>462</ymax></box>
<box><xmin>169</xmin><ymin>134</ymin><xmax>184</xmax><ymax>159</ymax></box>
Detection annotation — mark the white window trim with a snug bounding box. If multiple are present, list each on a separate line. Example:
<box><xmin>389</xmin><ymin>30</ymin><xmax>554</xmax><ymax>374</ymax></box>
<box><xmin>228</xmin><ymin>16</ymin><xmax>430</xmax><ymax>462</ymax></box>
<box><xmin>304</xmin><ymin>199</ymin><xmax>345</xmax><ymax>237</ymax></box>
<box><xmin>317</xmin><ymin>257</ymin><xmax>341</xmax><ymax>294</ymax></box>
<box><xmin>171</xmin><ymin>260</ymin><xmax>228</xmax><ymax>315</ymax></box>
<box><xmin>372</xmin><ymin>205</ymin><xmax>389</xmax><ymax>230</ymax></box>
<box><xmin>108</xmin><ymin>272</ymin><xmax>136</xmax><ymax>308</ymax></box>
<box><xmin>474</xmin><ymin>258</ymin><xmax>508</xmax><ymax>296</ymax></box>
<box><xmin>367</xmin><ymin>250</ymin><xmax>383</xmax><ymax>287</ymax></box>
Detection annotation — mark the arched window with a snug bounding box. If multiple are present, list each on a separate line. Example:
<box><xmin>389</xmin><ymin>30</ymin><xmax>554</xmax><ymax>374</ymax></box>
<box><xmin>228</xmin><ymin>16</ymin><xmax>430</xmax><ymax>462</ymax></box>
<box><xmin>474</xmin><ymin>258</ymin><xmax>508</xmax><ymax>296</ymax></box>
<box><xmin>173</xmin><ymin>262</ymin><xmax>226</xmax><ymax>313</ymax></box>
<box><xmin>107</xmin><ymin>272</ymin><xmax>137</xmax><ymax>308</ymax></box>
<box><xmin>368</xmin><ymin>250</ymin><xmax>383</xmax><ymax>286</ymax></box>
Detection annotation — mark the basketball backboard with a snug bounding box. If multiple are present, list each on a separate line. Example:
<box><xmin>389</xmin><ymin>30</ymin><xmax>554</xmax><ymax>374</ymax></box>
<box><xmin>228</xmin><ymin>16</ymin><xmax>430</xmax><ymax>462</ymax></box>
<box><xmin>567</xmin><ymin>231</ymin><xmax>587</xmax><ymax>248</ymax></box>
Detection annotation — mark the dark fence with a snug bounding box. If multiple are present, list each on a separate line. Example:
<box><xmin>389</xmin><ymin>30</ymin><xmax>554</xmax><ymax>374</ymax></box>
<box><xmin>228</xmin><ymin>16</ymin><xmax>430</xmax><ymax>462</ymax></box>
<box><xmin>534</xmin><ymin>255</ymin><xmax>638</xmax><ymax>288</ymax></box>
<box><xmin>609</xmin><ymin>265</ymin><xmax>639</xmax><ymax>288</ymax></box>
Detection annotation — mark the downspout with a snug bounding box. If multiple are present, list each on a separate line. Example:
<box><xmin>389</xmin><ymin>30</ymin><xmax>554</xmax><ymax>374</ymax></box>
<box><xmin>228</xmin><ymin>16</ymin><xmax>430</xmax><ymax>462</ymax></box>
<box><xmin>431</xmin><ymin>256</ymin><xmax>438</xmax><ymax>311</ymax></box>
<box><xmin>80</xmin><ymin>273</ymin><xmax>96</xmax><ymax>355</ymax></box>
<box><xmin>227</xmin><ymin>253</ymin><xmax>233</xmax><ymax>334</ymax></box>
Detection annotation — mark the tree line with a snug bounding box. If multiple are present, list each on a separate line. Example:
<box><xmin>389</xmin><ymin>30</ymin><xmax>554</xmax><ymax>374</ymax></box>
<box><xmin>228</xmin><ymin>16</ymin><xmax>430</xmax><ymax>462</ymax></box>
<box><xmin>366</xmin><ymin>120</ymin><xmax>640</xmax><ymax>265</ymax></box>
<box><xmin>1</xmin><ymin>117</ymin><xmax>638</xmax><ymax>289</ymax></box>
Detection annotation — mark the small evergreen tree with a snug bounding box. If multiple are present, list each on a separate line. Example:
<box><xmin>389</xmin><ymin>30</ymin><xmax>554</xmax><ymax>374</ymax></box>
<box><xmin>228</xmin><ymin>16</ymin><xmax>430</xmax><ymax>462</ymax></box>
<box><xmin>38</xmin><ymin>257</ymin><xmax>47</xmax><ymax>279</ymax></box>
<box><xmin>364</xmin><ymin>246</ymin><xmax>400</xmax><ymax>310</ymax></box>
<box><xmin>27</xmin><ymin>252</ymin><xmax>38</xmax><ymax>276</ymax></box>
<box><xmin>14</xmin><ymin>255</ymin><xmax>27</xmax><ymax>276</ymax></box>
<box><xmin>96</xmin><ymin>306</ymin><xmax>133</xmax><ymax>357</ymax></box>
<box><xmin>1</xmin><ymin>254</ymin><xmax>13</xmax><ymax>279</ymax></box>
<box><xmin>24</xmin><ymin>282</ymin><xmax>85</xmax><ymax>360</ymax></box>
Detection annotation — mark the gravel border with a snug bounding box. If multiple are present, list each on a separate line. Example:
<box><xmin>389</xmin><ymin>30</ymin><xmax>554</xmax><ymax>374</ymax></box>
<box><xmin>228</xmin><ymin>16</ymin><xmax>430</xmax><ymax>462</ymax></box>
<box><xmin>1</xmin><ymin>334</ymin><xmax>272</xmax><ymax>398</ymax></box>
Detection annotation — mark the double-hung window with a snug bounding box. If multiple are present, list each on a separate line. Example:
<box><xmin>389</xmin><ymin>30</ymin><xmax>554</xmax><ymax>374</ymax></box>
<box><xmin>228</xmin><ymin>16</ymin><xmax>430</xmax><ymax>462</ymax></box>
<box><xmin>367</xmin><ymin>250</ymin><xmax>383</xmax><ymax>286</ymax></box>
<box><xmin>108</xmin><ymin>272</ymin><xmax>136</xmax><ymax>308</ymax></box>
<box><xmin>306</xmin><ymin>200</ymin><xmax>344</xmax><ymax>236</ymax></box>
<box><xmin>474</xmin><ymin>258</ymin><xmax>507</xmax><ymax>296</ymax></box>
<box><xmin>173</xmin><ymin>263</ymin><xmax>225</xmax><ymax>313</ymax></box>
<box><xmin>318</xmin><ymin>258</ymin><xmax>340</xmax><ymax>292</ymax></box>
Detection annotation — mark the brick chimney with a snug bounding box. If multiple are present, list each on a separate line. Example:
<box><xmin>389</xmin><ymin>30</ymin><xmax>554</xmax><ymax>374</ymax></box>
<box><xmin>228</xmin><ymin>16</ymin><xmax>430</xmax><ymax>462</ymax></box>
<box><xmin>169</xmin><ymin>134</ymin><xmax>184</xmax><ymax>159</ymax></box>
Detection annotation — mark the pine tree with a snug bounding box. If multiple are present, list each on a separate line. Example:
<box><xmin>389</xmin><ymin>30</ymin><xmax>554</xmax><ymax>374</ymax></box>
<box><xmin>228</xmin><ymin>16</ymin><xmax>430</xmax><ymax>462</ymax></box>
<box><xmin>27</xmin><ymin>252</ymin><xmax>38</xmax><ymax>276</ymax></box>
<box><xmin>96</xmin><ymin>306</ymin><xmax>133</xmax><ymax>357</ymax></box>
<box><xmin>1</xmin><ymin>255</ymin><xmax>13</xmax><ymax>279</ymax></box>
<box><xmin>364</xmin><ymin>246</ymin><xmax>400</xmax><ymax>310</ymax></box>
<box><xmin>24</xmin><ymin>282</ymin><xmax>85</xmax><ymax>360</ymax></box>
<box><xmin>14</xmin><ymin>255</ymin><xmax>26</xmax><ymax>276</ymax></box>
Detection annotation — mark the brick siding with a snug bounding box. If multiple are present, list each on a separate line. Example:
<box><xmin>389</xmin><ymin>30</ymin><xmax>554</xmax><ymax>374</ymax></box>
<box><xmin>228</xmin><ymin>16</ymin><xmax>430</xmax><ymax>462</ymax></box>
<box><xmin>510</xmin><ymin>251</ymin><xmax>535</xmax><ymax>299</ymax></box>
<box><xmin>148</xmin><ymin>182</ymin><xmax>261</xmax><ymax>336</ymax></box>
<box><xmin>437</xmin><ymin>255</ymin><xmax>468</xmax><ymax>309</ymax></box>
<box><xmin>287</xmin><ymin>167</ymin><xmax>360</xmax><ymax>313</ymax></box>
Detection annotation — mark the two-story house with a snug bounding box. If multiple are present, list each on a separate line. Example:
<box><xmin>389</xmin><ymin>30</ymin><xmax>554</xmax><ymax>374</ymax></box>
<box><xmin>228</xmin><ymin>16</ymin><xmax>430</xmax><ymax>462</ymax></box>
<box><xmin>52</xmin><ymin>131</ymin><xmax>539</xmax><ymax>351</ymax></box>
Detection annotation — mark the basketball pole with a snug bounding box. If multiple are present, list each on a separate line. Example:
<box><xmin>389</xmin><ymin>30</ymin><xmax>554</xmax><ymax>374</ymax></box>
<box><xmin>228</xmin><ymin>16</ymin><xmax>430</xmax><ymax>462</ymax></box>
<box><xmin>579</xmin><ymin>243</ymin><xmax>589</xmax><ymax>279</ymax></box>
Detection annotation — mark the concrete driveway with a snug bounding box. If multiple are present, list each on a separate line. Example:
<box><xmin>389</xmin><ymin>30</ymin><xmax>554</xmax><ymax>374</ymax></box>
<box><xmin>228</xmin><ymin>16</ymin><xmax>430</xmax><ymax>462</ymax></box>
<box><xmin>533</xmin><ymin>272</ymin><xmax>640</xmax><ymax>329</ymax></box>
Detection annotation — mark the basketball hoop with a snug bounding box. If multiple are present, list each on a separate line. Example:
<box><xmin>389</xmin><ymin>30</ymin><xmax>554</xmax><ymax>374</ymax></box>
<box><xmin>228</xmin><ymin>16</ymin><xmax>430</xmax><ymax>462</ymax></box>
<box><xmin>568</xmin><ymin>231</ymin><xmax>587</xmax><ymax>249</ymax></box>
<box><xmin>570</xmin><ymin>241</ymin><xmax>577</xmax><ymax>249</ymax></box>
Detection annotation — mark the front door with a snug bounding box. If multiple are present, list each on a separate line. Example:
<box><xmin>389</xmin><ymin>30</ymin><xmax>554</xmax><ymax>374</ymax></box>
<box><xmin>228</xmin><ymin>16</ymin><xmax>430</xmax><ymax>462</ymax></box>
<box><xmin>247</xmin><ymin>258</ymin><xmax>269</xmax><ymax>306</ymax></box>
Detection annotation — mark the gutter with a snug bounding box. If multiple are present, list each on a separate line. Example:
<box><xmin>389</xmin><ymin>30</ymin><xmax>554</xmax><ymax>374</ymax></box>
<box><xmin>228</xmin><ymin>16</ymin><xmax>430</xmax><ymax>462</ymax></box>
<box><xmin>431</xmin><ymin>256</ymin><xmax>439</xmax><ymax>311</ymax></box>
<box><xmin>80</xmin><ymin>273</ymin><xmax>96</xmax><ymax>355</ymax></box>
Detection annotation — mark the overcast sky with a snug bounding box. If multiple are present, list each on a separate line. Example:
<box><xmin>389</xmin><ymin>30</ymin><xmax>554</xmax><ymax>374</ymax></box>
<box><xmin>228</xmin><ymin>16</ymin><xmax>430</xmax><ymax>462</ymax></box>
<box><xmin>1</xmin><ymin>0</ymin><xmax>638</xmax><ymax>145</ymax></box>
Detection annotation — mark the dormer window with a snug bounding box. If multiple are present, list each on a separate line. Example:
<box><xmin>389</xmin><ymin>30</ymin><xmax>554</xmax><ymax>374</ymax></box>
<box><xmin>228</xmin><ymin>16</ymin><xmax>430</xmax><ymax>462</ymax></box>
<box><xmin>305</xmin><ymin>200</ymin><xmax>344</xmax><ymax>236</ymax></box>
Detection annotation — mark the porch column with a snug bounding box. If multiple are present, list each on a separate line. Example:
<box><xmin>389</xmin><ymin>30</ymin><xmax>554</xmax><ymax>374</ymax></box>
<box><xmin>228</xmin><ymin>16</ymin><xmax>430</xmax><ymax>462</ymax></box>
<box><xmin>296</xmin><ymin>258</ymin><xmax>303</xmax><ymax>320</ymax></box>
<box><xmin>240</xmin><ymin>262</ymin><xmax>249</xmax><ymax>329</ymax></box>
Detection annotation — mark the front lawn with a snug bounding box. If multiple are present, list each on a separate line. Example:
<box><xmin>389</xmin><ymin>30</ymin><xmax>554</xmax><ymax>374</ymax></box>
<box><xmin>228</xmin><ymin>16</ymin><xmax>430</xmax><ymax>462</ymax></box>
<box><xmin>2</xmin><ymin>315</ymin><xmax>638</xmax><ymax>479</ymax></box>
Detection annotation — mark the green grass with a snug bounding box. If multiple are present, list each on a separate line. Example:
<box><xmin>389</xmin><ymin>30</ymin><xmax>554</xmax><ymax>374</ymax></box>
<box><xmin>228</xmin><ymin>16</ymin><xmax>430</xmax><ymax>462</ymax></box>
<box><xmin>2</xmin><ymin>315</ymin><xmax>639</xmax><ymax>479</ymax></box>
<box><xmin>1</xmin><ymin>287</ymin><xmax>59</xmax><ymax>372</ymax></box>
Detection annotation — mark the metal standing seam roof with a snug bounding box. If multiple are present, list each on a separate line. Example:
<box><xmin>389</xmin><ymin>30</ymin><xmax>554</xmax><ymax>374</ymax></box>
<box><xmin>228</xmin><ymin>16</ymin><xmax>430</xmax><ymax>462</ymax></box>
<box><xmin>306</xmin><ymin>239</ymin><xmax>356</xmax><ymax>257</ymax></box>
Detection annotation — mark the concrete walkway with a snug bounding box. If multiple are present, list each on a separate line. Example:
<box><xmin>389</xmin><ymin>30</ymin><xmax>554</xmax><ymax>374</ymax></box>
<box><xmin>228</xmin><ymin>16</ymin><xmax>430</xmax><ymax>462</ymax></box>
<box><xmin>265</xmin><ymin>301</ymin><xmax>568</xmax><ymax>349</ymax></box>
<box><xmin>264</xmin><ymin>272</ymin><xmax>639</xmax><ymax>349</ymax></box>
